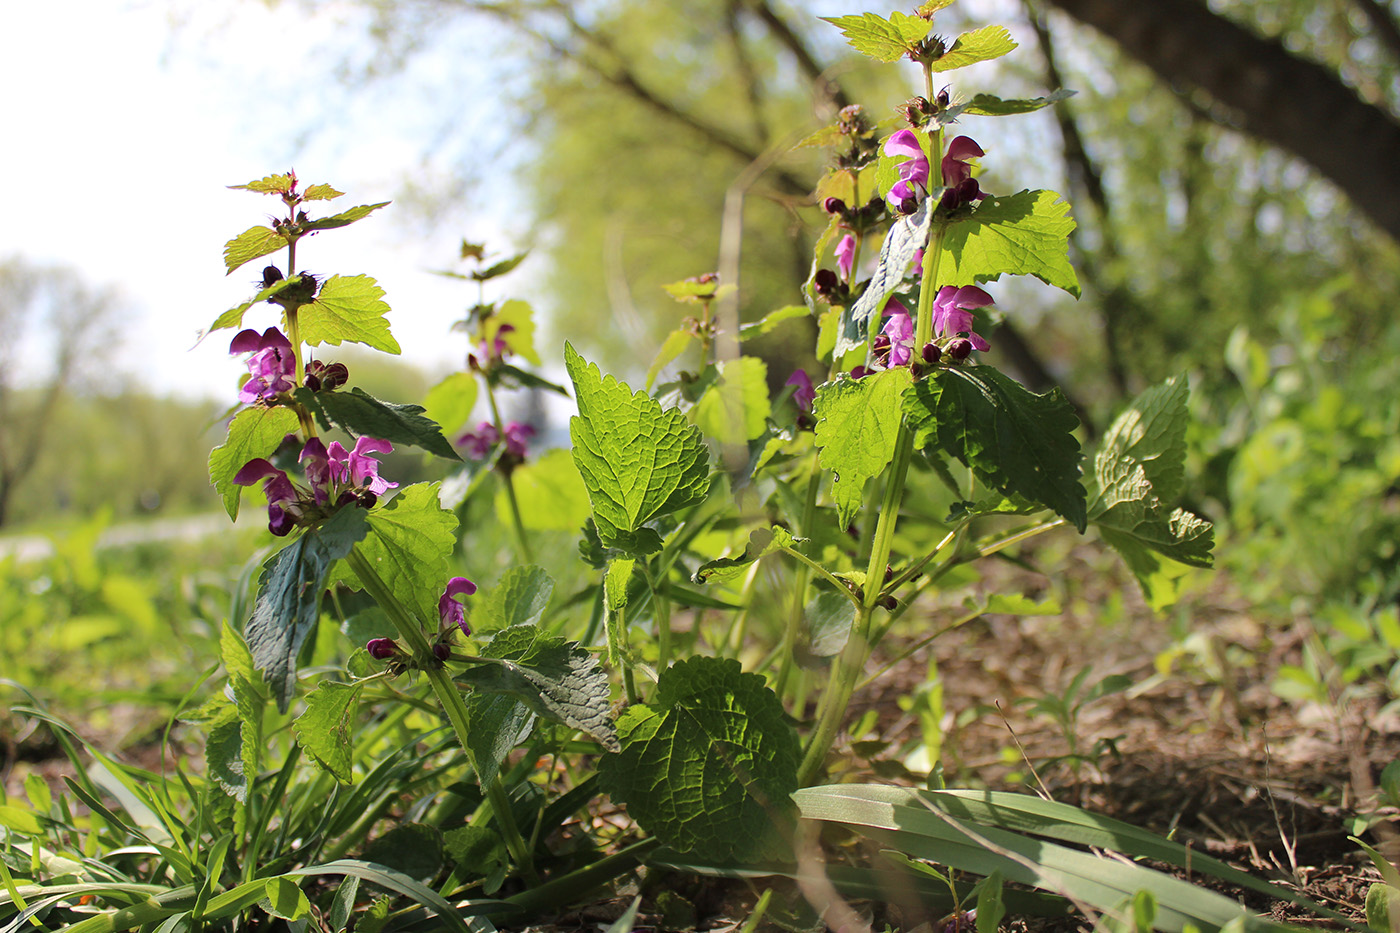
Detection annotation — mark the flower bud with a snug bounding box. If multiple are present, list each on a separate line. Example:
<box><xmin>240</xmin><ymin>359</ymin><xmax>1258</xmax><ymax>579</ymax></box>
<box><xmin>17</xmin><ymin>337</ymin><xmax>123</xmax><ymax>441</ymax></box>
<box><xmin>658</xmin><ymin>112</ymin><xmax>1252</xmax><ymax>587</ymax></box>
<box><xmin>367</xmin><ymin>638</ymin><xmax>397</xmax><ymax>660</ymax></box>
<box><xmin>823</xmin><ymin>197</ymin><xmax>847</xmax><ymax>215</ymax></box>
<box><xmin>850</xmin><ymin>365</ymin><xmax>868</xmax><ymax>380</ymax></box>
<box><xmin>262</xmin><ymin>265</ymin><xmax>284</xmax><ymax>288</ymax></box>
<box><xmin>432</xmin><ymin>642</ymin><xmax>451</xmax><ymax>662</ymax></box>
<box><xmin>947</xmin><ymin>338</ymin><xmax>973</xmax><ymax>361</ymax></box>
<box><xmin>898</xmin><ymin>196</ymin><xmax>919</xmax><ymax>215</ymax></box>
<box><xmin>922</xmin><ymin>342</ymin><xmax>941</xmax><ymax>364</ymax></box>
<box><xmin>357</xmin><ymin>490</ymin><xmax>378</xmax><ymax>510</ymax></box>
<box><xmin>878</xmin><ymin>594</ymin><xmax>898</xmax><ymax>611</ymax></box>
<box><xmin>872</xmin><ymin>334</ymin><xmax>891</xmax><ymax>353</ymax></box>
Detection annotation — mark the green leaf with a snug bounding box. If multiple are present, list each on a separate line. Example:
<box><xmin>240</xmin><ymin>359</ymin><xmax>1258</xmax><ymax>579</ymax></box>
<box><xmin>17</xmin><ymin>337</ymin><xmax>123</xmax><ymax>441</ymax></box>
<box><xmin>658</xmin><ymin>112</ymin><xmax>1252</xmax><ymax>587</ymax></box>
<box><xmin>837</xmin><ymin>201</ymin><xmax>932</xmax><ymax>357</ymax></box>
<box><xmin>327</xmin><ymin>484</ymin><xmax>458</xmax><ymax>626</ymax></box>
<box><xmin>738</xmin><ymin>305</ymin><xmax>811</xmax><ymax>342</ymax></box>
<box><xmin>360</xmin><ymin>824</ymin><xmax>445</xmax><ymax>883</ymax></box>
<box><xmin>474</xmin><ymin>565</ymin><xmax>554</xmax><ymax>633</ymax></box>
<box><xmin>221</xmin><ymin>624</ymin><xmax>265</xmax><ymax>801</ymax></box>
<box><xmin>248</xmin><ymin>507</ymin><xmax>370</xmax><ymax>712</ymax></box>
<box><xmin>463</xmin><ymin>692</ymin><xmax>537</xmax><ymax>786</ymax></box>
<box><xmin>499</xmin><ymin>448</ymin><xmax>592</xmax><ymax>533</ymax></box>
<box><xmin>1090</xmin><ymin>377</ymin><xmax>1214</xmax><ymax>603</ymax></box>
<box><xmin>805</xmin><ymin>590</ymin><xmax>857</xmax><ymax>659</ymax></box>
<box><xmin>815</xmin><ymin>368</ymin><xmax>913</xmax><ymax>529</ymax></box>
<box><xmin>976</xmin><ymin>871</ymin><xmax>1008</xmax><ymax>933</ymax></box>
<box><xmin>693</xmin><ymin>526</ymin><xmax>798</xmax><ymax>584</ymax></box>
<box><xmin>821</xmin><ymin>12</ymin><xmax>931</xmax><ymax>62</ymax></box>
<box><xmin>473</xmin><ymin>251</ymin><xmax>529</xmax><ymax>282</ymax></box>
<box><xmin>293</xmin><ymin>681</ymin><xmax>363</xmax><ymax>783</ymax></box>
<box><xmin>301</xmin><ymin>201</ymin><xmax>390</xmax><ymax>233</ymax></box>
<box><xmin>487</xmin><ymin>298</ymin><xmax>540</xmax><ymax>365</ymax></box>
<box><xmin>951</xmin><ymin>89</ymin><xmax>1076</xmax><ymax>119</ymax></box>
<box><xmin>206</xmin><ymin>715</ymin><xmax>248</xmax><ymax>802</ymax></box>
<box><xmin>598</xmin><ymin>657</ymin><xmax>799</xmax><ymax>862</ymax></box>
<box><xmin>302</xmin><ymin>183</ymin><xmax>345</xmax><ymax>201</ymax></box>
<box><xmin>646</xmin><ymin>329</ymin><xmax>696</xmax><ymax>392</ymax></box>
<box><xmin>494</xmin><ymin>363</ymin><xmax>571</xmax><ymax>396</ymax></box>
<box><xmin>930</xmin><ymin>24</ymin><xmax>1017</xmax><ymax>72</ymax></box>
<box><xmin>941</xmin><ymin>190</ymin><xmax>1080</xmax><ymax>298</ymax></box>
<box><xmin>692</xmin><ymin>357</ymin><xmax>771</xmax><ymax>446</ymax></box>
<box><xmin>565</xmin><ymin>343</ymin><xmax>711</xmax><ymax>556</ymax></box>
<box><xmin>208</xmin><ymin>405</ymin><xmax>301</xmax><ymax>519</ymax></box>
<box><xmin>297</xmin><ymin>387</ymin><xmax>460</xmax><ymax>461</ymax></box>
<box><xmin>300</xmin><ymin>274</ymin><xmax>401</xmax><ymax>354</ymax></box>
<box><xmin>905</xmin><ymin>367</ymin><xmax>1086</xmax><ymax>531</ymax></box>
<box><xmin>260</xmin><ymin>878</ymin><xmax>311</xmax><ymax>921</ymax></box>
<box><xmin>224</xmin><ymin>226</ymin><xmax>287</xmax><ymax>276</ymax></box>
<box><xmin>422</xmin><ymin>371</ymin><xmax>479</xmax><ymax>436</ymax></box>
<box><xmin>457</xmin><ymin>625</ymin><xmax>618</xmax><ymax>751</ymax></box>
<box><xmin>230</xmin><ymin>174</ymin><xmax>296</xmax><ymax>194</ymax></box>
<box><xmin>204</xmin><ymin>276</ymin><xmax>305</xmax><ymax>336</ymax></box>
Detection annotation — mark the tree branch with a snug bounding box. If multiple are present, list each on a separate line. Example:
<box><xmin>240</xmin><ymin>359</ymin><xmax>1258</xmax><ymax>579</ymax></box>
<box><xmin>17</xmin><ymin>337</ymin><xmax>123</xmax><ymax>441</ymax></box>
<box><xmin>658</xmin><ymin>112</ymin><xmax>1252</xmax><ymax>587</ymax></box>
<box><xmin>743</xmin><ymin>0</ymin><xmax>852</xmax><ymax>118</ymax></box>
<box><xmin>1044</xmin><ymin>0</ymin><xmax>1400</xmax><ymax>245</ymax></box>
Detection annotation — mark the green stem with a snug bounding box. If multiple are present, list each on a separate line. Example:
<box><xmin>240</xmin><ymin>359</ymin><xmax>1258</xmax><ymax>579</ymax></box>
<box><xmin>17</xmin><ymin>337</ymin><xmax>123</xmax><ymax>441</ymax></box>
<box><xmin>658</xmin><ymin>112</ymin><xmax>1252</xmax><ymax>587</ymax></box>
<box><xmin>775</xmin><ymin>456</ymin><xmax>823</xmax><ymax>695</ymax></box>
<box><xmin>642</xmin><ymin>561</ymin><xmax>672</xmax><ymax>669</ymax></box>
<box><xmin>797</xmin><ymin>602</ymin><xmax>873</xmax><ymax>785</ymax></box>
<box><xmin>781</xmin><ymin>547</ymin><xmax>860</xmax><ymax>610</ymax></box>
<box><xmin>343</xmin><ymin>547</ymin><xmax>536</xmax><ymax>881</ymax></box>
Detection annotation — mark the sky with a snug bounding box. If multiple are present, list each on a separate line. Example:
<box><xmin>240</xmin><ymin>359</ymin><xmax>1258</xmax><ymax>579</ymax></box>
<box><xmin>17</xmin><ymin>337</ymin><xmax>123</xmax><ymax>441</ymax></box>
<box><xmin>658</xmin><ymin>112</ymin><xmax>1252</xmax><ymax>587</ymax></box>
<box><xmin>0</xmin><ymin>0</ymin><xmax>520</xmax><ymax>401</ymax></box>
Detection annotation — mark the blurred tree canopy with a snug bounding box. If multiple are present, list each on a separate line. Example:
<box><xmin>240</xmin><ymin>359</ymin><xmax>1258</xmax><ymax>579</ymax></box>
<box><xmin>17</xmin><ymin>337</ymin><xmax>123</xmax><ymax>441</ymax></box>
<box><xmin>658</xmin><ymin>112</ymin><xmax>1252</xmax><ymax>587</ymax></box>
<box><xmin>252</xmin><ymin>0</ymin><xmax>1400</xmax><ymax>423</ymax></box>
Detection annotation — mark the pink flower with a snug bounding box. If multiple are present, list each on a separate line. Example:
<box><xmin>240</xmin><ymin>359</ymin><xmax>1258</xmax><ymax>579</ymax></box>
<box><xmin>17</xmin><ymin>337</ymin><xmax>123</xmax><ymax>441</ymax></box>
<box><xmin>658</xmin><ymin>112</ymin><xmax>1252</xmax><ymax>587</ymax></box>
<box><xmin>835</xmin><ymin>234</ymin><xmax>856</xmax><ymax>281</ymax></box>
<box><xmin>502</xmin><ymin>421</ymin><xmax>535</xmax><ymax>459</ymax></box>
<box><xmin>882</xmin><ymin>298</ymin><xmax>915</xmax><ymax>367</ymax></box>
<box><xmin>932</xmin><ymin>285</ymin><xmax>994</xmax><ymax>352</ymax></box>
<box><xmin>230</xmin><ymin>327</ymin><xmax>297</xmax><ymax>404</ymax></box>
<box><xmin>233</xmin><ymin>458</ymin><xmax>298</xmax><ymax>536</ymax></box>
<box><xmin>940</xmin><ymin>136</ymin><xmax>988</xmax><ymax>210</ymax></box>
<box><xmin>457</xmin><ymin>421</ymin><xmax>500</xmax><ymax>460</ymax></box>
<box><xmin>335</xmin><ymin>437</ymin><xmax>398</xmax><ymax>496</ymax></box>
<box><xmin>439</xmin><ymin>576</ymin><xmax>477</xmax><ymax>636</ymax></box>
<box><xmin>885</xmin><ymin>129</ymin><xmax>930</xmax><ymax>207</ymax></box>
<box><xmin>785</xmin><ymin>369</ymin><xmax>815</xmax><ymax>414</ymax></box>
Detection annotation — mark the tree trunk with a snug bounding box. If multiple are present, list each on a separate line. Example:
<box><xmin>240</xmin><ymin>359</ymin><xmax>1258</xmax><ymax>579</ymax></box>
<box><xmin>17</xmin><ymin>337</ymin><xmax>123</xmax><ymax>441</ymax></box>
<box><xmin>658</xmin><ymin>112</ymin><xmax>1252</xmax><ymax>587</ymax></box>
<box><xmin>1044</xmin><ymin>0</ymin><xmax>1400</xmax><ymax>245</ymax></box>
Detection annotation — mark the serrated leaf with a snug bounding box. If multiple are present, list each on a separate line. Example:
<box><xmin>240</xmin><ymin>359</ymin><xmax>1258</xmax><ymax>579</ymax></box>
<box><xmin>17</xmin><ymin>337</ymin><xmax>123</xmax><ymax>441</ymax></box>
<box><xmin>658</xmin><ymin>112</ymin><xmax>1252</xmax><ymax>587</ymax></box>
<box><xmin>822</xmin><ymin>12</ymin><xmax>931</xmax><ymax>63</ymax></box>
<box><xmin>457</xmin><ymin>625</ymin><xmax>618</xmax><ymax>751</ymax></box>
<box><xmin>565</xmin><ymin>343</ymin><xmax>711</xmax><ymax>556</ymax></box>
<box><xmin>931</xmin><ymin>24</ymin><xmax>1018</xmax><ymax>72</ymax></box>
<box><xmin>474</xmin><ymin>565</ymin><xmax>554</xmax><ymax>633</ymax></box>
<box><xmin>694</xmin><ymin>526</ymin><xmax>797</xmax><ymax>584</ymax></box>
<box><xmin>422</xmin><ymin>371</ymin><xmax>479</xmax><ymax>436</ymax></box>
<box><xmin>693</xmin><ymin>357</ymin><xmax>771</xmax><ymax>445</ymax></box>
<box><xmin>499</xmin><ymin>447</ymin><xmax>591</xmax><ymax>532</ymax></box>
<box><xmin>327</xmin><ymin>484</ymin><xmax>458</xmax><ymax>626</ymax></box>
<box><xmin>207</xmin><ymin>406</ymin><xmax>301</xmax><ymax>518</ymax></box>
<box><xmin>297</xmin><ymin>387</ymin><xmax>460</xmax><ymax>461</ymax></box>
<box><xmin>598</xmin><ymin>656</ymin><xmax>799</xmax><ymax>861</ymax></box>
<box><xmin>301</xmin><ymin>201</ymin><xmax>390</xmax><ymax>233</ymax></box>
<box><xmin>248</xmin><ymin>507</ymin><xmax>370</xmax><ymax>712</ymax></box>
<box><xmin>206</xmin><ymin>717</ymin><xmax>248</xmax><ymax>801</ymax></box>
<box><xmin>360</xmin><ymin>824</ymin><xmax>444</xmax><ymax>883</ymax></box>
<box><xmin>738</xmin><ymin>306</ymin><xmax>811</xmax><ymax>342</ymax></box>
<box><xmin>953</xmin><ymin>89</ymin><xmax>1076</xmax><ymax>118</ymax></box>
<box><xmin>463</xmin><ymin>692</ymin><xmax>537</xmax><ymax>786</ymax></box>
<box><xmin>302</xmin><ymin>183</ymin><xmax>345</xmax><ymax>201</ymax></box>
<box><xmin>300</xmin><ymin>274</ymin><xmax>401</xmax><ymax>354</ymax></box>
<box><xmin>230</xmin><ymin>174</ymin><xmax>296</xmax><ymax>194</ymax></box>
<box><xmin>473</xmin><ymin>251</ymin><xmax>528</xmax><ymax>282</ymax></box>
<box><xmin>941</xmin><ymin>190</ymin><xmax>1080</xmax><ymax>297</ymax></box>
<box><xmin>646</xmin><ymin>330</ymin><xmax>696</xmax><ymax>391</ymax></box>
<box><xmin>837</xmin><ymin>202</ymin><xmax>932</xmax><ymax>356</ymax></box>
<box><xmin>221</xmin><ymin>624</ymin><xmax>265</xmax><ymax>800</ymax></box>
<box><xmin>815</xmin><ymin>368</ymin><xmax>913</xmax><ymax>528</ymax></box>
<box><xmin>905</xmin><ymin>367</ymin><xmax>1086</xmax><ymax>531</ymax></box>
<box><xmin>224</xmin><ymin>226</ymin><xmax>288</xmax><ymax>275</ymax></box>
<box><xmin>293</xmin><ymin>681</ymin><xmax>362</xmax><ymax>783</ymax></box>
<box><xmin>204</xmin><ymin>276</ymin><xmax>305</xmax><ymax>336</ymax></box>
<box><xmin>209</xmin><ymin>406</ymin><xmax>301</xmax><ymax>519</ymax></box>
<box><xmin>1090</xmin><ymin>377</ymin><xmax>1214</xmax><ymax>603</ymax></box>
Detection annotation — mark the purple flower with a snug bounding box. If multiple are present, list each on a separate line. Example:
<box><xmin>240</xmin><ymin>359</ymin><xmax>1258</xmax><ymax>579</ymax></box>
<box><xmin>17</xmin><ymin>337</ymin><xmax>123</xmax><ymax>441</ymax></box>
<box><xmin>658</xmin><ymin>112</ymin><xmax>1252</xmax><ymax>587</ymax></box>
<box><xmin>230</xmin><ymin>327</ymin><xmax>297</xmax><ymax>404</ymax></box>
<box><xmin>881</xmin><ymin>298</ymin><xmax>915</xmax><ymax>367</ymax></box>
<box><xmin>476</xmin><ymin>324</ymin><xmax>515</xmax><ymax>367</ymax></box>
<box><xmin>502</xmin><ymin>421</ymin><xmax>535</xmax><ymax>459</ymax></box>
<box><xmin>885</xmin><ymin>129</ymin><xmax>930</xmax><ymax>207</ymax></box>
<box><xmin>366</xmin><ymin>637</ymin><xmax>397</xmax><ymax>660</ymax></box>
<box><xmin>940</xmin><ymin>136</ymin><xmax>988</xmax><ymax>210</ymax></box>
<box><xmin>299</xmin><ymin>437</ymin><xmax>333</xmax><ymax>504</ymax></box>
<box><xmin>439</xmin><ymin>576</ymin><xmax>478</xmax><ymax>636</ymax></box>
<box><xmin>457</xmin><ymin>421</ymin><xmax>499</xmax><ymax>460</ymax></box>
<box><xmin>835</xmin><ymin>234</ymin><xmax>856</xmax><ymax>281</ymax></box>
<box><xmin>785</xmin><ymin>369</ymin><xmax>815</xmax><ymax>414</ymax></box>
<box><xmin>932</xmin><ymin>285</ymin><xmax>994</xmax><ymax>352</ymax></box>
<box><xmin>233</xmin><ymin>458</ymin><xmax>298</xmax><ymax>536</ymax></box>
<box><xmin>334</xmin><ymin>437</ymin><xmax>398</xmax><ymax>496</ymax></box>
